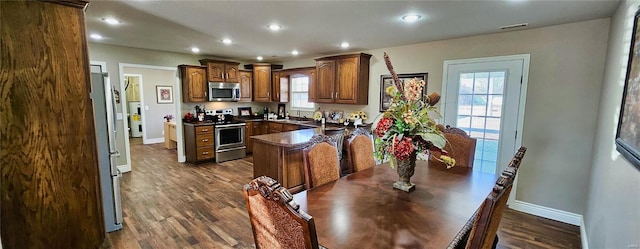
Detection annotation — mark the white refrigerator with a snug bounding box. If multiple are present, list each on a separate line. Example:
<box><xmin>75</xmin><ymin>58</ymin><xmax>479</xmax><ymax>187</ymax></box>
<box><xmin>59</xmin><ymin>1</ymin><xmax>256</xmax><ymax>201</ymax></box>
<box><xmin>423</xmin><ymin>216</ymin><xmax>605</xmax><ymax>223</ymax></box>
<box><xmin>90</xmin><ymin>72</ymin><xmax>123</xmax><ymax>232</ymax></box>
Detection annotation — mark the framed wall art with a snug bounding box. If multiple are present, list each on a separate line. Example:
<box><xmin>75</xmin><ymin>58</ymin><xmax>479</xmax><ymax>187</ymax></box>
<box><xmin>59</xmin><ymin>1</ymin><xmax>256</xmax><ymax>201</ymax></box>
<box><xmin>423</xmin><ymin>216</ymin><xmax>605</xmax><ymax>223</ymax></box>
<box><xmin>615</xmin><ymin>7</ymin><xmax>640</xmax><ymax>169</ymax></box>
<box><xmin>156</xmin><ymin>86</ymin><xmax>173</xmax><ymax>104</ymax></box>
<box><xmin>379</xmin><ymin>73</ymin><xmax>428</xmax><ymax>112</ymax></box>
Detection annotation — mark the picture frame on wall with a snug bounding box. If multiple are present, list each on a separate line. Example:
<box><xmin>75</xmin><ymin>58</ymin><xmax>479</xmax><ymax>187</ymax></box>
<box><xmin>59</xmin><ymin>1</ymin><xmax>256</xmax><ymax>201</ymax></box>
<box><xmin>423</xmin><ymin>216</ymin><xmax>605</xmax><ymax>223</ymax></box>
<box><xmin>324</xmin><ymin>110</ymin><xmax>344</xmax><ymax>123</ymax></box>
<box><xmin>156</xmin><ymin>86</ymin><xmax>173</xmax><ymax>104</ymax></box>
<box><xmin>615</xmin><ymin>7</ymin><xmax>640</xmax><ymax>169</ymax></box>
<box><xmin>379</xmin><ymin>73</ymin><xmax>428</xmax><ymax>112</ymax></box>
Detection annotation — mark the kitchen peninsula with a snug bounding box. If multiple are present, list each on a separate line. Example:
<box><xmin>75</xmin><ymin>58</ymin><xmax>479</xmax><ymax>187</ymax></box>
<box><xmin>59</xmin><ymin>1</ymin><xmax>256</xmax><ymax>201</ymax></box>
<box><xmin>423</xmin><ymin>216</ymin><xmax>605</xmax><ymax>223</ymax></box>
<box><xmin>251</xmin><ymin>126</ymin><xmax>345</xmax><ymax>193</ymax></box>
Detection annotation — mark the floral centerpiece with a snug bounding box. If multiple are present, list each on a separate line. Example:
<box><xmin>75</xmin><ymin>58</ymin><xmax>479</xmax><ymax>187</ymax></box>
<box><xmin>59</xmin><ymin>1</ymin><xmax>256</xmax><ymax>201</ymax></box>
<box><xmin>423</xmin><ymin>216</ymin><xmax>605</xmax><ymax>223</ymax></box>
<box><xmin>163</xmin><ymin>114</ymin><xmax>174</xmax><ymax>122</ymax></box>
<box><xmin>374</xmin><ymin>52</ymin><xmax>455</xmax><ymax>192</ymax></box>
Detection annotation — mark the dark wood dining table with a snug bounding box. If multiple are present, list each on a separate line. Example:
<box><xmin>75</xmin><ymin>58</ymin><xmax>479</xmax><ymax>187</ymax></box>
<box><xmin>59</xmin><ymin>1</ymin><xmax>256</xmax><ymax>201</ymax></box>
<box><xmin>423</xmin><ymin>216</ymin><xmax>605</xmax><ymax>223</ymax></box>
<box><xmin>292</xmin><ymin>161</ymin><xmax>498</xmax><ymax>249</ymax></box>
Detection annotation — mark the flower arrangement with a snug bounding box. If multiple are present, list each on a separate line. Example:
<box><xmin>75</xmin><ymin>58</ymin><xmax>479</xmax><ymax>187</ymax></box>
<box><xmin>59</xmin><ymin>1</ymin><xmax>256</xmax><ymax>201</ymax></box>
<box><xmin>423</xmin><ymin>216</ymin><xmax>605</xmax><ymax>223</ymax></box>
<box><xmin>163</xmin><ymin>114</ymin><xmax>174</xmax><ymax>122</ymax></box>
<box><xmin>374</xmin><ymin>52</ymin><xmax>456</xmax><ymax>169</ymax></box>
<box><xmin>348</xmin><ymin>110</ymin><xmax>368</xmax><ymax>121</ymax></box>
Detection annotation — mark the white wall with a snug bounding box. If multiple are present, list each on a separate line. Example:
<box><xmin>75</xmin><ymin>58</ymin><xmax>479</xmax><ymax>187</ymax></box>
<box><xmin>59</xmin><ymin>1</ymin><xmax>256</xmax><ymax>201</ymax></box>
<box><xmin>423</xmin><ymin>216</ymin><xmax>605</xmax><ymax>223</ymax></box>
<box><xmin>584</xmin><ymin>0</ymin><xmax>640</xmax><ymax>247</ymax></box>
<box><xmin>284</xmin><ymin>19</ymin><xmax>610</xmax><ymax>215</ymax></box>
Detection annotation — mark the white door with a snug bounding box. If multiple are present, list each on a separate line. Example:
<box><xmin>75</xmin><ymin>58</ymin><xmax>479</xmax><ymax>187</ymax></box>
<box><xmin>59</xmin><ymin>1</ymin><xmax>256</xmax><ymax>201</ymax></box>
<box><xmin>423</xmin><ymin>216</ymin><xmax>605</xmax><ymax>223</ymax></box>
<box><xmin>442</xmin><ymin>55</ymin><xmax>529</xmax><ymax>175</ymax></box>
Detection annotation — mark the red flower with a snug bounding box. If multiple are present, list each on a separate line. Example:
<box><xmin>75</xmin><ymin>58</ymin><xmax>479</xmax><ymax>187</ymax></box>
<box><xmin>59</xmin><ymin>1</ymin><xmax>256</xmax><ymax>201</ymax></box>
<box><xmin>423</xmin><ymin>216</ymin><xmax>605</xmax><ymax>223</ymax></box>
<box><xmin>375</xmin><ymin>117</ymin><xmax>395</xmax><ymax>137</ymax></box>
<box><xmin>392</xmin><ymin>136</ymin><xmax>415</xmax><ymax>160</ymax></box>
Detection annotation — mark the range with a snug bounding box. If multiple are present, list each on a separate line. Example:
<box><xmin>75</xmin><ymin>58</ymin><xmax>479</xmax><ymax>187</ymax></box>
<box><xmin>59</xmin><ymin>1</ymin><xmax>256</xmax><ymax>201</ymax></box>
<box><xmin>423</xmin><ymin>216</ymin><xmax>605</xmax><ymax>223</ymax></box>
<box><xmin>205</xmin><ymin>109</ymin><xmax>246</xmax><ymax>163</ymax></box>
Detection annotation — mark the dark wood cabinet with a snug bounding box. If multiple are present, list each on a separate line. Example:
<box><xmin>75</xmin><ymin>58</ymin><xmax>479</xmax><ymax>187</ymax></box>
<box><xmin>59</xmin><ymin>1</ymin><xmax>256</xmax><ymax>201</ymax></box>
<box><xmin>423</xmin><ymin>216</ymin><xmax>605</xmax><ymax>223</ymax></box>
<box><xmin>246</xmin><ymin>121</ymin><xmax>268</xmax><ymax>153</ymax></box>
<box><xmin>239</xmin><ymin>70</ymin><xmax>252</xmax><ymax>102</ymax></box>
<box><xmin>253</xmin><ymin>64</ymin><xmax>272</xmax><ymax>102</ymax></box>
<box><xmin>1</xmin><ymin>1</ymin><xmax>105</xmax><ymax>248</ymax></box>
<box><xmin>268</xmin><ymin>122</ymin><xmax>283</xmax><ymax>133</ymax></box>
<box><xmin>313</xmin><ymin>53</ymin><xmax>371</xmax><ymax>104</ymax></box>
<box><xmin>308</xmin><ymin>68</ymin><xmax>317</xmax><ymax>102</ymax></box>
<box><xmin>179</xmin><ymin>65</ymin><xmax>208</xmax><ymax>102</ymax></box>
<box><xmin>199</xmin><ymin>59</ymin><xmax>240</xmax><ymax>83</ymax></box>
<box><xmin>184</xmin><ymin>124</ymin><xmax>215</xmax><ymax>163</ymax></box>
<box><xmin>283</xmin><ymin>124</ymin><xmax>300</xmax><ymax>132</ymax></box>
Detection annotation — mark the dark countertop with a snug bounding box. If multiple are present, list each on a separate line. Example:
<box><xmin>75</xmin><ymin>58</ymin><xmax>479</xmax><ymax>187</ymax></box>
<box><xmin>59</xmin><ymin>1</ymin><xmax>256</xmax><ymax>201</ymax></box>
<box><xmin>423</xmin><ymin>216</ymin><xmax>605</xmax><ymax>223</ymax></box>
<box><xmin>182</xmin><ymin>122</ymin><xmax>216</xmax><ymax>127</ymax></box>
<box><xmin>252</xmin><ymin>127</ymin><xmax>347</xmax><ymax>148</ymax></box>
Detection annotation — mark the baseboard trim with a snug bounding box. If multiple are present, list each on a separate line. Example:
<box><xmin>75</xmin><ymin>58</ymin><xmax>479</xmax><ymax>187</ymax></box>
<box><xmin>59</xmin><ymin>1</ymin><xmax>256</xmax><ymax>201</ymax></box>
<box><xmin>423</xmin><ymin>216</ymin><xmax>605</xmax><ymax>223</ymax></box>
<box><xmin>144</xmin><ymin>138</ymin><xmax>164</xmax><ymax>144</ymax></box>
<box><xmin>580</xmin><ymin>216</ymin><xmax>589</xmax><ymax>249</ymax></box>
<box><xmin>117</xmin><ymin>164</ymin><xmax>131</xmax><ymax>173</ymax></box>
<box><xmin>509</xmin><ymin>200</ymin><xmax>581</xmax><ymax>226</ymax></box>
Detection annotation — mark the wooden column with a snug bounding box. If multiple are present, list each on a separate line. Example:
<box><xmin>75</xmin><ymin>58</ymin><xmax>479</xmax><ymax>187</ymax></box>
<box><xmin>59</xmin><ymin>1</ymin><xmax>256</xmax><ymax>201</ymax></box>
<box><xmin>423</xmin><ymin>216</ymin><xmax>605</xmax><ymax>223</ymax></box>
<box><xmin>1</xmin><ymin>1</ymin><xmax>105</xmax><ymax>248</ymax></box>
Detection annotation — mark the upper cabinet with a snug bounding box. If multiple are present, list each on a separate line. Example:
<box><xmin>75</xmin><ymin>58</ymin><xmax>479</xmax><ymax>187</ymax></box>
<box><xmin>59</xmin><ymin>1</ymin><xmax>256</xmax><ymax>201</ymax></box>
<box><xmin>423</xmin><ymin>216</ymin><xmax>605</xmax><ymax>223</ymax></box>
<box><xmin>239</xmin><ymin>70</ymin><xmax>253</xmax><ymax>102</ymax></box>
<box><xmin>313</xmin><ymin>53</ymin><xmax>371</xmax><ymax>105</ymax></box>
<box><xmin>179</xmin><ymin>65</ymin><xmax>208</xmax><ymax>102</ymax></box>
<box><xmin>199</xmin><ymin>59</ymin><xmax>240</xmax><ymax>83</ymax></box>
<box><xmin>271</xmin><ymin>71</ymin><xmax>289</xmax><ymax>103</ymax></box>
<box><xmin>252</xmin><ymin>64</ymin><xmax>272</xmax><ymax>102</ymax></box>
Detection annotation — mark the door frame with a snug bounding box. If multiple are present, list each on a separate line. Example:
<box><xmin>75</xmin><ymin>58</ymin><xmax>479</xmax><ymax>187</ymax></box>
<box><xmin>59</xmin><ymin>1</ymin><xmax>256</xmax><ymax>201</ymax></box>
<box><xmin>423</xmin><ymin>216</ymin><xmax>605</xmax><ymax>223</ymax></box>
<box><xmin>118</xmin><ymin>63</ymin><xmax>185</xmax><ymax>169</ymax></box>
<box><xmin>441</xmin><ymin>54</ymin><xmax>530</xmax><ymax>205</ymax></box>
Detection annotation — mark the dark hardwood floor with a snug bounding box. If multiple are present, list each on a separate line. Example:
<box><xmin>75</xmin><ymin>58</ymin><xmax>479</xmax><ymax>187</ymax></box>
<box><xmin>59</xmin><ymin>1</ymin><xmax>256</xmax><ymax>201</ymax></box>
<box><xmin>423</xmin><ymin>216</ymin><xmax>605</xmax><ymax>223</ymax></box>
<box><xmin>103</xmin><ymin>143</ymin><xmax>581</xmax><ymax>249</ymax></box>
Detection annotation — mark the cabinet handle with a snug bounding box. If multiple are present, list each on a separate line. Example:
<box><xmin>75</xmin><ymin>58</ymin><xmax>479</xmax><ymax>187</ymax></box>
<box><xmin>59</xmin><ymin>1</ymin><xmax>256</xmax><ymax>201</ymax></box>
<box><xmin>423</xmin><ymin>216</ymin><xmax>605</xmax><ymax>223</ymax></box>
<box><xmin>226</xmin><ymin>73</ymin><xmax>229</xmax><ymax>79</ymax></box>
<box><xmin>202</xmin><ymin>129</ymin><xmax>208</xmax><ymax>132</ymax></box>
<box><xmin>202</xmin><ymin>139</ymin><xmax>209</xmax><ymax>142</ymax></box>
<box><xmin>268</xmin><ymin>92</ymin><xmax>270</xmax><ymax>96</ymax></box>
<box><xmin>202</xmin><ymin>151</ymin><xmax>209</xmax><ymax>155</ymax></box>
<box><xmin>221</xmin><ymin>72</ymin><xmax>224</xmax><ymax>79</ymax></box>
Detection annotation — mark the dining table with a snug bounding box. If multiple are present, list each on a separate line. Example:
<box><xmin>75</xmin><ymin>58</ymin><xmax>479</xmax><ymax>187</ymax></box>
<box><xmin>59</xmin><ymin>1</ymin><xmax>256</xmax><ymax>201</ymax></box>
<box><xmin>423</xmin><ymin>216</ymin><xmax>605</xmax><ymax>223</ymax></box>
<box><xmin>292</xmin><ymin>161</ymin><xmax>499</xmax><ymax>249</ymax></box>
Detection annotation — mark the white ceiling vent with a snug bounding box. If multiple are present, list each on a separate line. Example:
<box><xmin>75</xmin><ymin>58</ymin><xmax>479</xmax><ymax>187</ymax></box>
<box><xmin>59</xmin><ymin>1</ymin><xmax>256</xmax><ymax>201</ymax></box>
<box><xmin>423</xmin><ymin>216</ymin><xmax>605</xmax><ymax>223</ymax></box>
<box><xmin>500</xmin><ymin>23</ymin><xmax>529</xmax><ymax>30</ymax></box>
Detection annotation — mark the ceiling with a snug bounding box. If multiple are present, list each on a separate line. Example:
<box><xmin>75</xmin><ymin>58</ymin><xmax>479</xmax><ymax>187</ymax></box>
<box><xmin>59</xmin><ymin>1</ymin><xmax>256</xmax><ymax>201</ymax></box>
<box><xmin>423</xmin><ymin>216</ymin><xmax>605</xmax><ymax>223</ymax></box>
<box><xmin>85</xmin><ymin>0</ymin><xmax>620</xmax><ymax>63</ymax></box>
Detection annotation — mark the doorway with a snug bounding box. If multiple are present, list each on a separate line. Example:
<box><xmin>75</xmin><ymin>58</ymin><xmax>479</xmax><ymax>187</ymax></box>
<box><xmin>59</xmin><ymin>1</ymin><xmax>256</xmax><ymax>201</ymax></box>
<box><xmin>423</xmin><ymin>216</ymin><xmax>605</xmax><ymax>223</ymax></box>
<box><xmin>124</xmin><ymin>74</ymin><xmax>144</xmax><ymax>145</ymax></box>
<box><xmin>442</xmin><ymin>55</ymin><xmax>529</xmax><ymax>176</ymax></box>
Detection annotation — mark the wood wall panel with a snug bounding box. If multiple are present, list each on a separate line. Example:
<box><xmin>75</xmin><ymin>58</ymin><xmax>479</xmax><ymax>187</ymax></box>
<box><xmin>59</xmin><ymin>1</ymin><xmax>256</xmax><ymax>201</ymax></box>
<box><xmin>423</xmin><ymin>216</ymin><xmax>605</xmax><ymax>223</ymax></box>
<box><xmin>0</xmin><ymin>1</ymin><xmax>104</xmax><ymax>248</ymax></box>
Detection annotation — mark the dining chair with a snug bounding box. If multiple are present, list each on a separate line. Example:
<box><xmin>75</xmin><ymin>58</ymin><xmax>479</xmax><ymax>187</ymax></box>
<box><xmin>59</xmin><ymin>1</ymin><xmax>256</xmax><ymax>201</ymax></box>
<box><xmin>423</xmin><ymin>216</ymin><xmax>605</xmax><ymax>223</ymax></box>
<box><xmin>346</xmin><ymin>127</ymin><xmax>376</xmax><ymax>173</ymax></box>
<box><xmin>243</xmin><ymin>176</ymin><xmax>325</xmax><ymax>249</ymax></box>
<box><xmin>302</xmin><ymin>134</ymin><xmax>341</xmax><ymax>190</ymax></box>
<box><xmin>429</xmin><ymin>125</ymin><xmax>477</xmax><ymax>168</ymax></box>
<box><xmin>447</xmin><ymin>147</ymin><xmax>527</xmax><ymax>249</ymax></box>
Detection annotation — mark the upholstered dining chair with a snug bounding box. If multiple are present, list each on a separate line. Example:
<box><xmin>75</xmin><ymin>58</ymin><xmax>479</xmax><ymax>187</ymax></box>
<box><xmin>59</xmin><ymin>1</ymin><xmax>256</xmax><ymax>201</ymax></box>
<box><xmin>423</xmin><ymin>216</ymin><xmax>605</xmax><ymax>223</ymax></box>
<box><xmin>447</xmin><ymin>148</ymin><xmax>527</xmax><ymax>249</ymax></box>
<box><xmin>346</xmin><ymin>127</ymin><xmax>376</xmax><ymax>173</ymax></box>
<box><xmin>302</xmin><ymin>134</ymin><xmax>341</xmax><ymax>190</ymax></box>
<box><xmin>243</xmin><ymin>176</ymin><xmax>326</xmax><ymax>249</ymax></box>
<box><xmin>429</xmin><ymin>125</ymin><xmax>477</xmax><ymax>168</ymax></box>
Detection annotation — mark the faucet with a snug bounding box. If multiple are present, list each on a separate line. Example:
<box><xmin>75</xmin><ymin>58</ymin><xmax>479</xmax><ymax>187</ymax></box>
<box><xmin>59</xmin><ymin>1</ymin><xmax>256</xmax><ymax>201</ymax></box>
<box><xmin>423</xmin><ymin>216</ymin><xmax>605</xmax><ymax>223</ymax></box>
<box><xmin>296</xmin><ymin>110</ymin><xmax>301</xmax><ymax>120</ymax></box>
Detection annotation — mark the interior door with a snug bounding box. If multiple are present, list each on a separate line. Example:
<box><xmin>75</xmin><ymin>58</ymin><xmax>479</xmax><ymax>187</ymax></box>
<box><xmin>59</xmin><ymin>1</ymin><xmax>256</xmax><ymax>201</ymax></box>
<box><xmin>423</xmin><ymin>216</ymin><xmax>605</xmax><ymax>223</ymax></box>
<box><xmin>443</xmin><ymin>56</ymin><xmax>527</xmax><ymax>175</ymax></box>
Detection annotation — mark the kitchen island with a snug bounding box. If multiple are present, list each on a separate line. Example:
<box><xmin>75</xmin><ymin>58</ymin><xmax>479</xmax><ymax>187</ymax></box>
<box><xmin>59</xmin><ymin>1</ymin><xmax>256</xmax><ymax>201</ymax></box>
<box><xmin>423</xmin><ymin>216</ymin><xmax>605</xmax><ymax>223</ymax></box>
<box><xmin>251</xmin><ymin>127</ymin><xmax>345</xmax><ymax>193</ymax></box>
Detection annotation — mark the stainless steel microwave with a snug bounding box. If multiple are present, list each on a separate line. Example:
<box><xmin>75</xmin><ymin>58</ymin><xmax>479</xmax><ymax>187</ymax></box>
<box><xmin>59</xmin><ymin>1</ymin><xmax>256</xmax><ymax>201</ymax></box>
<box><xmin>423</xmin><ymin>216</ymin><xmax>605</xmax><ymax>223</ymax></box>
<box><xmin>208</xmin><ymin>82</ymin><xmax>240</xmax><ymax>102</ymax></box>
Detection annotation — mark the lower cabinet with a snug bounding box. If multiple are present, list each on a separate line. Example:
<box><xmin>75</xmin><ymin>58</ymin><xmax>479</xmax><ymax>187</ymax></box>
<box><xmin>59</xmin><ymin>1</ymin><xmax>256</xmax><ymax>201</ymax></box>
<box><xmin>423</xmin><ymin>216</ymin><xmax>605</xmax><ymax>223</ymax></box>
<box><xmin>268</xmin><ymin>122</ymin><xmax>283</xmax><ymax>133</ymax></box>
<box><xmin>282</xmin><ymin>124</ymin><xmax>299</xmax><ymax>132</ymax></box>
<box><xmin>184</xmin><ymin>124</ymin><xmax>215</xmax><ymax>163</ymax></box>
<box><xmin>246</xmin><ymin>120</ymin><xmax>268</xmax><ymax>153</ymax></box>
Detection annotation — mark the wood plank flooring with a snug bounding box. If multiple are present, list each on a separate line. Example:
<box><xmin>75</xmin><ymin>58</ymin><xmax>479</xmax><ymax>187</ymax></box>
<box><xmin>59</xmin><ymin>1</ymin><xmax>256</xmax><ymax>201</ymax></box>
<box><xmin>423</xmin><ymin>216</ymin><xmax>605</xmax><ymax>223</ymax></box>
<box><xmin>102</xmin><ymin>143</ymin><xmax>580</xmax><ymax>249</ymax></box>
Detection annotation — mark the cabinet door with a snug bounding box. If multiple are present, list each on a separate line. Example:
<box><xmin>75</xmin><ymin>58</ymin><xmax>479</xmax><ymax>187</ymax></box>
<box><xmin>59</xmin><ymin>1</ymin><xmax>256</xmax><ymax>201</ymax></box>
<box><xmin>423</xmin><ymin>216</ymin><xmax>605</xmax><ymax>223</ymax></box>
<box><xmin>206</xmin><ymin>62</ymin><xmax>225</xmax><ymax>82</ymax></box>
<box><xmin>239</xmin><ymin>71</ymin><xmax>252</xmax><ymax>102</ymax></box>
<box><xmin>335</xmin><ymin>57</ymin><xmax>358</xmax><ymax>104</ymax></box>
<box><xmin>315</xmin><ymin>60</ymin><xmax>336</xmax><ymax>103</ymax></box>
<box><xmin>253</xmin><ymin>65</ymin><xmax>271</xmax><ymax>102</ymax></box>
<box><xmin>272</xmin><ymin>71</ymin><xmax>281</xmax><ymax>102</ymax></box>
<box><xmin>279</xmin><ymin>75</ymin><xmax>289</xmax><ymax>103</ymax></box>
<box><xmin>181</xmin><ymin>66</ymin><xmax>207</xmax><ymax>102</ymax></box>
<box><xmin>225</xmin><ymin>63</ymin><xmax>239</xmax><ymax>83</ymax></box>
<box><xmin>308</xmin><ymin>68</ymin><xmax>317</xmax><ymax>102</ymax></box>
<box><xmin>245</xmin><ymin>122</ymin><xmax>253</xmax><ymax>153</ymax></box>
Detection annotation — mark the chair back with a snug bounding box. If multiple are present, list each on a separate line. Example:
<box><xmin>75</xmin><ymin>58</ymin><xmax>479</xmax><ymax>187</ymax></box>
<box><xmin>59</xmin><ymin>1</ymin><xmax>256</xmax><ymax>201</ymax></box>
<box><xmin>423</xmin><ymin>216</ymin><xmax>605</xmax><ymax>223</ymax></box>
<box><xmin>465</xmin><ymin>174</ymin><xmax>513</xmax><ymax>249</ymax></box>
<box><xmin>302</xmin><ymin>134</ymin><xmax>341</xmax><ymax>190</ymax></box>
<box><xmin>243</xmin><ymin>176</ymin><xmax>321</xmax><ymax>249</ymax></box>
<box><xmin>501</xmin><ymin>147</ymin><xmax>527</xmax><ymax>180</ymax></box>
<box><xmin>430</xmin><ymin>126</ymin><xmax>477</xmax><ymax>168</ymax></box>
<box><xmin>346</xmin><ymin>128</ymin><xmax>376</xmax><ymax>173</ymax></box>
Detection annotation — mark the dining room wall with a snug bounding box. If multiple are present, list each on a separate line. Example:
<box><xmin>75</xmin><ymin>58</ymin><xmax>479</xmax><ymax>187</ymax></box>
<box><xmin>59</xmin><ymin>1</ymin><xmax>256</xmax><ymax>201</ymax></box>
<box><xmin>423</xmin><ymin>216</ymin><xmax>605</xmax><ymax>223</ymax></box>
<box><xmin>584</xmin><ymin>0</ymin><xmax>640</xmax><ymax>247</ymax></box>
<box><xmin>284</xmin><ymin>18</ymin><xmax>611</xmax><ymax>216</ymax></box>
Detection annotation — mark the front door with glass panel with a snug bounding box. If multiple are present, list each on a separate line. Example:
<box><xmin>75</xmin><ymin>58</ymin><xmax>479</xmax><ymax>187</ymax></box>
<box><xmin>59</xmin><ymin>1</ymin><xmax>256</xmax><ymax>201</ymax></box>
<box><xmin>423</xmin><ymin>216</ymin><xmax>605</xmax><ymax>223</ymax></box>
<box><xmin>443</xmin><ymin>56</ymin><xmax>527</xmax><ymax>174</ymax></box>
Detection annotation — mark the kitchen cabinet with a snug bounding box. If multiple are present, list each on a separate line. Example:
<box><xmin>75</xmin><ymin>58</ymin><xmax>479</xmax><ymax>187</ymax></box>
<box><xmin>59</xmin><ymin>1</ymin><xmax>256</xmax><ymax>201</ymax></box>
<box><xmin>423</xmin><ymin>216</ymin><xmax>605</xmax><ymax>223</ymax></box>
<box><xmin>179</xmin><ymin>65</ymin><xmax>208</xmax><ymax>102</ymax></box>
<box><xmin>199</xmin><ymin>59</ymin><xmax>240</xmax><ymax>83</ymax></box>
<box><xmin>253</xmin><ymin>64</ymin><xmax>272</xmax><ymax>102</ymax></box>
<box><xmin>239</xmin><ymin>70</ymin><xmax>252</xmax><ymax>102</ymax></box>
<box><xmin>268</xmin><ymin>122</ymin><xmax>283</xmax><ymax>133</ymax></box>
<box><xmin>164</xmin><ymin>122</ymin><xmax>178</xmax><ymax>149</ymax></box>
<box><xmin>313</xmin><ymin>53</ymin><xmax>371</xmax><ymax>104</ymax></box>
<box><xmin>272</xmin><ymin>71</ymin><xmax>289</xmax><ymax>103</ymax></box>
<box><xmin>184</xmin><ymin>124</ymin><xmax>215</xmax><ymax>163</ymax></box>
<box><xmin>246</xmin><ymin>120</ymin><xmax>268</xmax><ymax>153</ymax></box>
<box><xmin>282</xmin><ymin>124</ymin><xmax>300</xmax><ymax>132</ymax></box>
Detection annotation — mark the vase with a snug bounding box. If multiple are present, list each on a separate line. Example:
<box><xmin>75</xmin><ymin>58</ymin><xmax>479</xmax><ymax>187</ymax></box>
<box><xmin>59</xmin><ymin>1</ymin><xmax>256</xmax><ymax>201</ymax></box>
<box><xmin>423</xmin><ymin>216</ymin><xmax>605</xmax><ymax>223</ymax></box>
<box><xmin>393</xmin><ymin>152</ymin><xmax>417</xmax><ymax>192</ymax></box>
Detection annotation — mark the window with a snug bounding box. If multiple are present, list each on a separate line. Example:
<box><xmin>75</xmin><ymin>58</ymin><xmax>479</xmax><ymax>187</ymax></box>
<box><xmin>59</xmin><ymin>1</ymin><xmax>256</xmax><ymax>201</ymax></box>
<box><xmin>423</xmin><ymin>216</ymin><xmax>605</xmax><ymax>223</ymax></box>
<box><xmin>290</xmin><ymin>76</ymin><xmax>314</xmax><ymax>109</ymax></box>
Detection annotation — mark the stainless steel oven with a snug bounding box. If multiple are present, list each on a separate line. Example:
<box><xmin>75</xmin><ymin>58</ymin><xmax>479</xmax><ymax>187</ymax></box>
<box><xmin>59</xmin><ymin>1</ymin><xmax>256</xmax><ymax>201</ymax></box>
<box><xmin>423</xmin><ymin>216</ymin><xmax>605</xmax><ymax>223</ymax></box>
<box><xmin>208</xmin><ymin>82</ymin><xmax>240</xmax><ymax>102</ymax></box>
<box><xmin>214</xmin><ymin>123</ymin><xmax>246</xmax><ymax>163</ymax></box>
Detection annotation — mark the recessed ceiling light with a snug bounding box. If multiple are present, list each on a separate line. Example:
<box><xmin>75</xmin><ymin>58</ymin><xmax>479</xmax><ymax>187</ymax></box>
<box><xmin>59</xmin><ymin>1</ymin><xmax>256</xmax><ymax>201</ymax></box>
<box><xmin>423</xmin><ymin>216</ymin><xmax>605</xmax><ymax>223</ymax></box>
<box><xmin>222</xmin><ymin>38</ymin><xmax>232</xmax><ymax>45</ymax></box>
<box><xmin>401</xmin><ymin>14</ymin><xmax>422</xmax><ymax>23</ymax></box>
<box><xmin>101</xmin><ymin>17</ymin><xmax>121</xmax><ymax>25</ymax></box>
<box><xmin>90</xmin><ymin>34</ymin><xmax>103</xmax><ymax>40</ymax></box>
<box><xmin>257</xmin><ymin>56</ymin><xmax>263</xmax><ymax>61</ymax></box>
<box><xmin>291</xmin><ymin>50</ymin><xmax>299</xmax><ymax>55</ymax></box>
<box><xmin>268</xmin><ymin>24</ymin><xmax>282</xmax><ymax>31</ymax></box>
<box><xmin>341</xmin><ymin>42</ymin><xmax>350</xmax><ymax>48</ymax></box>
<box><xmin>191</xmin><ymin>47</ymin><xmax>200</xmax><ymax>53</ymax></box>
